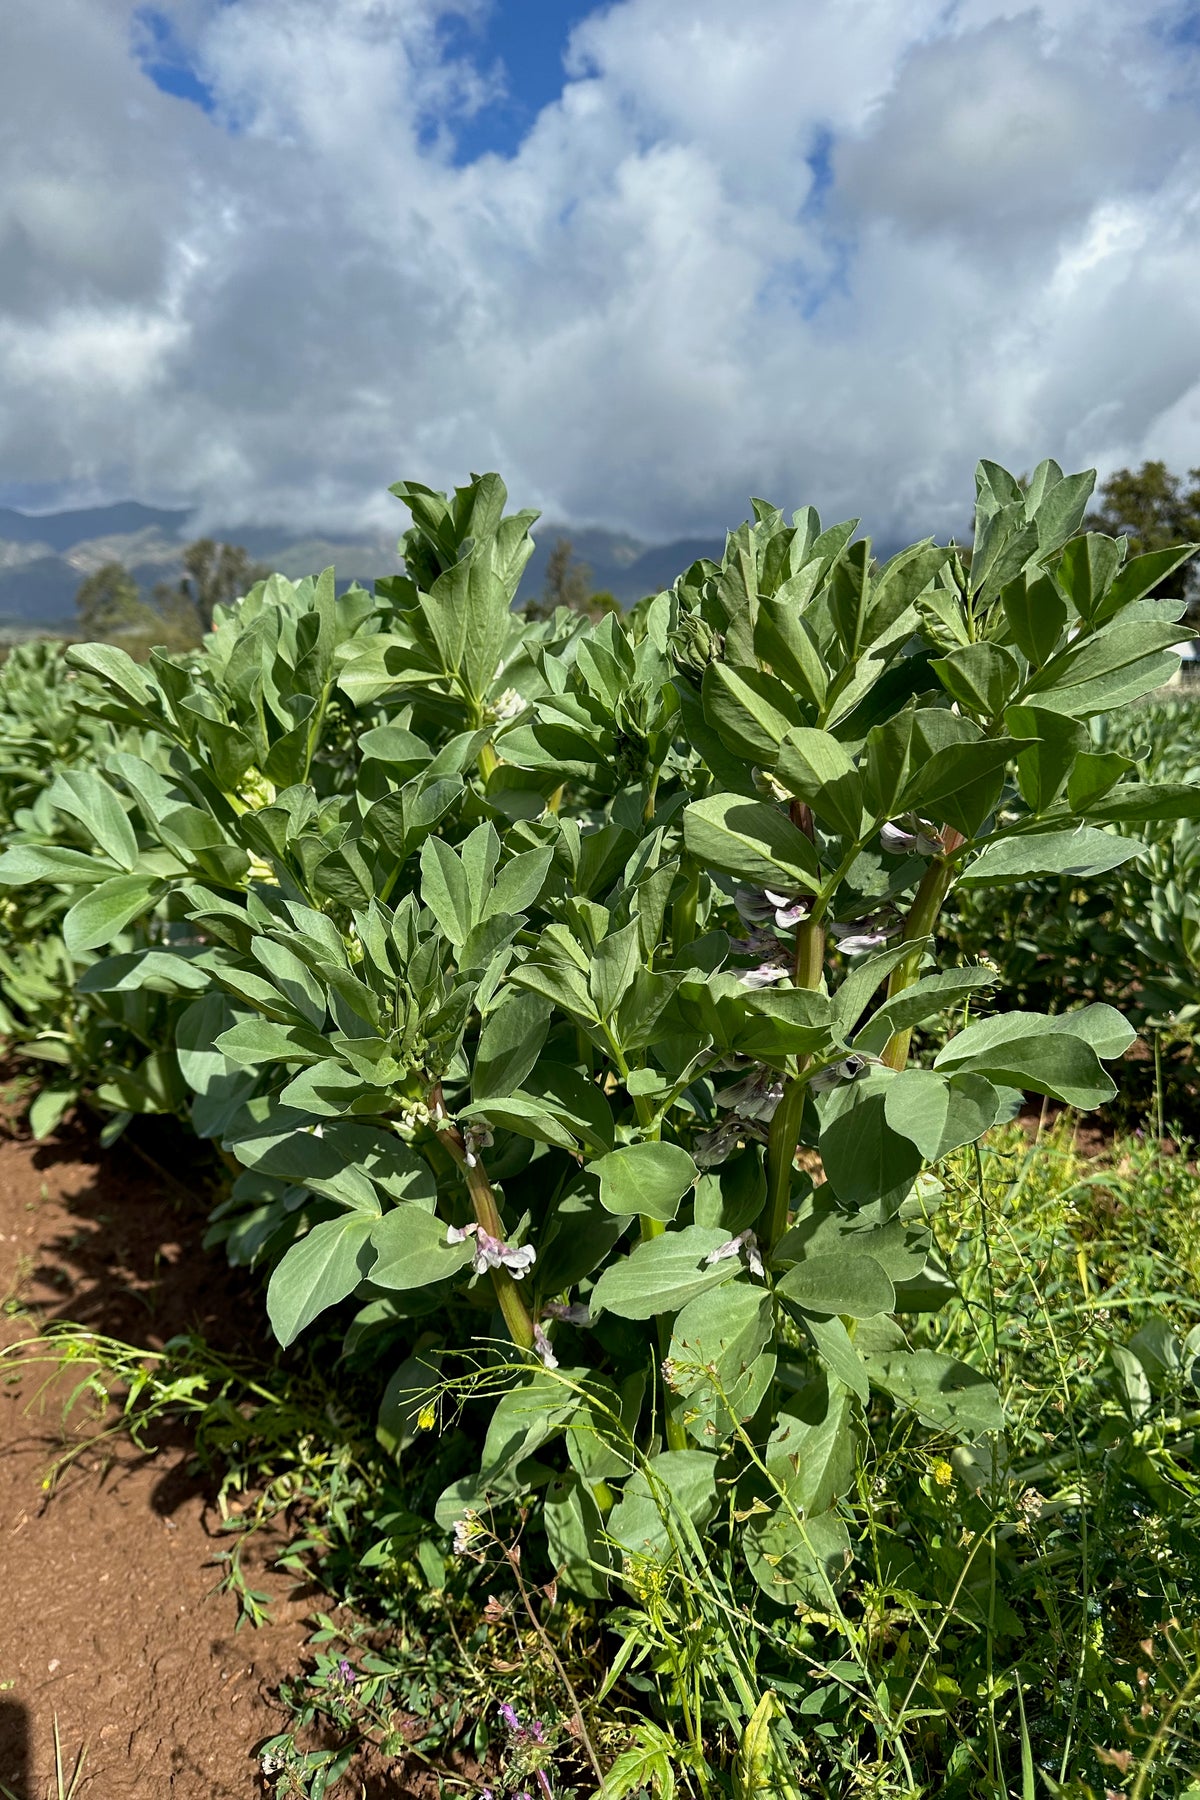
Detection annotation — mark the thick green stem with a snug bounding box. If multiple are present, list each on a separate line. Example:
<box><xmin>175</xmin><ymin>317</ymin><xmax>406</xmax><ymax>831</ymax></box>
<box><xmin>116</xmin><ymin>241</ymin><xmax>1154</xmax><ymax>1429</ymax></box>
<box><xmin>879</xmin><ymin>843</ymin><xmax>960</xmax><ymax>1071</ymax></box>
<box><xmin>476</xmin><ymin>739</ymin><xmax>499</xmax><ymax>784</ymax></box>
<box><xmin>433</xmin><ymin>1088</ymin><xmax>535</xmax><ymax>1351</ymax></box>
<box><xmin>762</xmin><ymin>914</ymin><xmax>826</xmax><ymax>1255</ymax></box>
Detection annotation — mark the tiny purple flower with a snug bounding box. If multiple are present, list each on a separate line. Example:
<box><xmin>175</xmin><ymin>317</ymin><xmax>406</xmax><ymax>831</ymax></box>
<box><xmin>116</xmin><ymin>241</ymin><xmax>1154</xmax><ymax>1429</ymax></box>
<box><xmin>499</xmin><ymin>1701</ymin><xmax>522</xmax><ymax>1735</ymax></box>
<box><xmin>337</xmin><ymin>1658</ymin><xmax>357</xmax><ymax>1686</ymax></box>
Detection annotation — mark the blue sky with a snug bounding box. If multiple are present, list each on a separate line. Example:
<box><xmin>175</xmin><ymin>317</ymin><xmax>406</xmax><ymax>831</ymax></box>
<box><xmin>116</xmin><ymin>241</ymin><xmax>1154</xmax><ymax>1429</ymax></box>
<box><xmin>1</xmin><ymin>0</ymin><xmax>1198</xmax><ymax>539</ymax></box>
<box><xmin>134</xmin><ymin>1</ymin><xmax>599</xmax><ymax>159</ymax></box>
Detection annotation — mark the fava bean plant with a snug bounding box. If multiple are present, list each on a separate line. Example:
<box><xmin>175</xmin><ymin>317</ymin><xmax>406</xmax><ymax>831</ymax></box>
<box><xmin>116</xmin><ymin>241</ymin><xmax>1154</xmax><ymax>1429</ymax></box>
<box><xmin>2</xmin><ymin>460</ymin><xmax>1197</xmax><ymax>1607</ymax></box>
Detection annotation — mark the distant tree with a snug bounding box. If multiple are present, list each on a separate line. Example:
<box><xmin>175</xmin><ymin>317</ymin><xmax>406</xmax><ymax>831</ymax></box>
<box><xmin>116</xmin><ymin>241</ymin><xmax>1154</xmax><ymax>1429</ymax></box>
<box><xmin>542</xmin><ymin>537</ymin><xmax>593</xmax><ymax>614</ymax></box>
<box><xmin>75</xmin><ymin>563</ymin><xmax>154</xmax><ymax>639</ymax></box>
<box><xmin>75</xmin><ymin>537</ymin><xmax>271</xmax><ymax>650</ymax></box>
<box><xmin>154</xmin><ymin>538</ymin><xmax>271</xmax><ymax>635</ymax></box>
<box><xmin>526</xmin><ymin>537</ymin><xmax>621</xmax><ymax>621</ymax></box>
<box><xmin>1085</xmin><ymin>460</ymin><xmax>1200</xmax><ymax>614</ymax></box>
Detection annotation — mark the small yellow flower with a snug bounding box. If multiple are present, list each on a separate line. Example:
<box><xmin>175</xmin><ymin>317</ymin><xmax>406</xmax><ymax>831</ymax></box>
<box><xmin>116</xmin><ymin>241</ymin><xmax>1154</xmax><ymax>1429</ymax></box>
<box><xmin>417</xmin><ymin>1403</ymin><xmax>437</xmax><ymax>1431</ymax></box>
<box><xmin>932</xmin><ymin>1458</ymin><xmax>954</xmax><ymax>1488</ymax></box>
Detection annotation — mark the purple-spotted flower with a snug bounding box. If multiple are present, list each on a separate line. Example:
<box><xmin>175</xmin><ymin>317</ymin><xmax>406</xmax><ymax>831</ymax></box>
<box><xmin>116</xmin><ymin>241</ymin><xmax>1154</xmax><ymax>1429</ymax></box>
<box><xmin>881</xmin><ymin>818</ymin><xmax>941</xmax><ymax>857</ymax></box>
<box><xmin>446</xmin><ymin>1222</ymin><xmax>536</xmax><ymax>1279</ymax></box>
<box><xmin>735</xmin><ymin>885</ymin><xmax>809</xmax><ymax>931</ymax></box>
<box><xmin>462</xmin><ymin>1120</ymin><xmax>494</xmax><ymax>1169</ymax></box>
<box><xmin>831</xmin><ymin>918</ymin><xmax>898</xmax><ymax>956</ymax></box>
<box><xmin>693</xmin><ymin>1118</ymin><xmax>756</xmax><ymax>1168</ymax></box>
<box><xmin>532</xmin><ymin>1324</ymin><xmax>558</xmax><ymax>1369</ymax></box>
<box><xmin>737</xmin><ymin>960</ymin><xmax>790</xmax><ymax>989</ymax></box>
<box><xmin>728</xmin><ymin>923</ymin><xmax>782</xmax><ymax>959</ymax></box>
<box><xmin>718</xmin><ymin>1067</ymin><xmax>784</xmax><ymax>1123</ymax></box>
<box><xmin>704</xmin><ymin>1228</ymin><xmax>765</xmax><ymax>1279</ymax></box>
<box><xmin>543</xmin><ymin>1300</ymin><xmax>592</xmax><ymax>1327</ymax></box>
<box><xmin>810</xmin><ymin>1054</ymin><xmax>870</xmax><ymax>1092</ymax></box>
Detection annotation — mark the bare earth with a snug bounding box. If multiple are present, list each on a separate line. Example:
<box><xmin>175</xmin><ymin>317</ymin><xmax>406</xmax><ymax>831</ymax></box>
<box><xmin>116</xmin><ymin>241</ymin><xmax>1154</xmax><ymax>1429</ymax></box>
<box><xmin>0</xmin><ymin>1117</ymin><xmax>313</xmax><ymax>1800</ymax></box>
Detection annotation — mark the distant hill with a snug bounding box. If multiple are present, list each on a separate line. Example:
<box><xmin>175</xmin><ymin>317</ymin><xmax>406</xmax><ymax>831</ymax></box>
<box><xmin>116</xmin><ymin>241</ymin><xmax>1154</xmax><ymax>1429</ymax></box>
<box><xmin>0</xmin><ymin>499</ymin><xmax>725</xmax><ymax>630</ymax></box>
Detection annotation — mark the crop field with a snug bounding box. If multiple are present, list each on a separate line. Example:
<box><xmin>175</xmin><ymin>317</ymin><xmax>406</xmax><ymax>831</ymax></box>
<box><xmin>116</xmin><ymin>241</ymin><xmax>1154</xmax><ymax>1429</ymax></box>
<box><xmin>0</xmin><ymin>458</ymin><xmax>1199</xmax><ymax>1800</ymax></box>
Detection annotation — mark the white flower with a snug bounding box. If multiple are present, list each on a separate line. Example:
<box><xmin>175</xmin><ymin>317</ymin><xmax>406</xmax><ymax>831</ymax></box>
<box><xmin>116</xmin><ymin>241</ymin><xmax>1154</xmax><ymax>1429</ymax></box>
<box><xmin>490</xmin><ymin>686</ymin><xmax>525</xmax><ymax>724</ymax></box>
<box><xmin>738</xmin><ymin>961</ymin><xmax>790</xmax><ymax>989</ymax></box>
<box><xmin>704</xmin><ymin>1229</ymin><xmax>765</xmax><ymax>1279</ymax></box>
<box><xmin>446</xmin><ymin>1221</ymin><xmax>478</xmax><ymax>1244</ymax></box>
<box><xmin>532</xmin><ymin>1324</ymin><xmax>558</xmax><ymax>1369</ymax></box>
<box><xmin>452</xmin><ymin>1510</ymin><xmax>483</xmax><ymax>1557</ymax></box>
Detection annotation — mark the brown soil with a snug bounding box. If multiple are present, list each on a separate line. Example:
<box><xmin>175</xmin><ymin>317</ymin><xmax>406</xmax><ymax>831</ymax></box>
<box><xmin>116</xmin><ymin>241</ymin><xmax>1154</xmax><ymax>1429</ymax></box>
<box><xmin>0</xmin><ymin>1114</ymin><xmax>316</xmax><ymax>1799</ymax></box>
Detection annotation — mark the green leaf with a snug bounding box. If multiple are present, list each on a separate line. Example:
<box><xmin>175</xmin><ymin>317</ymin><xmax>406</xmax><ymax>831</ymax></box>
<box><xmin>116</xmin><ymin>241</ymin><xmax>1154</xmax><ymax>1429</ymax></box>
<box><xmin>882</xmin><ymin>1069</ymin><xmax>1000</xmax><ymax>1161</ymax></box>
<box><xmin>774</xmin><ymin>727</ymin><xmax>864</xmax><ymax>838</ymax></box>
<box><xmin>266</xmin><ymin>1215</ymin><xmax>377</xmax><ymax>1347</ymax></box>
<box><xmin>368</xmin><ymin>1204</ymin><xmax>475</xmax><ymax>1292</ymax></box>
<box><xmin>28</xmin><ymin>1086</ymin><xmax>75</xmax><ymax>1140</ymax></box>
<box><xmin>744</xmin><ymin>1503</ymin><xmax>852</xmax><ymax>1606</ymax></box>
<box><xmin>47</xmin><ymin>768</ymin><xmax>140</xmax><ymax>870</ymax></box>
<box><xmin>682</xmin><ymin>794</ymin><xmax>820</xmax><ymax>892</ymax></box>
<box><xmin>668</xmin><ymin>1281</ymin><xmax>775</xmax><ymax>1444</ymax></box>
<box><xmin>800</xmin><ymin>1312</ymin><xmax>868</xmax><ymax>1402</ymax></box>
<box><xmin>818</xmin><ymin>1081</ymin><xmax>922</xmax><ymax>1207</ymax></box>
<box><xmin>214</xmin><ymin>1019</ymin><xmax>333</xmax><ymax>1068</ymax></box>
<box><xmin>1055</xmin><ymin>533</ymin><xmax>1123</xmax><ymax>621</ymax></box>
<box><xmin>606</xmin><ymin>1449</ymin><xmax>720</xmax><ymax>1563</ymax></box>
<box><xmin>543</xmin><ymin>1472</ymin><xmax>610</xmax><ymax>1597</ymax></box>
<box><xmin>854</xmin><ymin>966</ymin><xmax>997</xmax><ymax>1056</ymax></box>
<box><xmin>1006</xmin><ymin>704</ymin><xmax>1088</xmax><ymax>811</ymax></box>
<box><xmin>1080</xmin><ymin>782</ymin><xmax>1200</xmax><ymax>822</ymax></box>
<box><xmin>933</xmin><ymin>1018</ymin><xmax>1120</xmax><ymax>1108</ymax></box>
<box><xmin>960</xmin><ymin>826</ymin><xmax>1141</xmax><ymax>887</ymax></box>
<box><xmin>62</xmin><ymin>873</ymin><xmax>163</xmax><ymax>954</ymax></box>
<box><xmin>931</xmin><ymin>643</ymin><xmax>1021</xmax><ymax>719</ymax></box>
<box><xmin>776</xmin><ymin>1253</ymin><xmax>895</xmax><ymax>1317</ymax></box>
<box><xmin>1099</xmin><ymin>543</ymin><xmax>1199</xmax><ymax>618</ymax></box>
<box><xmin>1001</xmin><ymin>572</ymin><xmax>1066</xmax><ymax>667</ymax></box>
<box><xmin>592</xmin><ymin>1141</ymin><xmax>698</xmax><ymax>1222</ymax></box>
<box><xmin>860</xmin><ymin>1346</ymin><xmax>1004</xmax><ymax>1437</ymax></box>
<box><xmin>472</xmin><ymin>993</ymin><xmax>551</xmax><ymax>1102</ymax></box>
<box><xmin>701</xmin><ymin>663</ymin><xmax>801</xmax><ymax>765</ymax></box>
<box><xmin>0</xmin><ymin>844</ymin><xmax>120</xmax><ymax>887</ymax></box>
<box><xmin>590</xmin><ymin>1225</ymin><xmax>738</xmax><ymax>1320</ymax></box>
<box><xmin>589</xmin><ymin>920</ymin><xmax>643</xmax><ymax>1022</ymax></box>
<box><xmin>765</xmin><ymin>1378</ymin><xmax>860</xmax><ymax>1516</ymax></box>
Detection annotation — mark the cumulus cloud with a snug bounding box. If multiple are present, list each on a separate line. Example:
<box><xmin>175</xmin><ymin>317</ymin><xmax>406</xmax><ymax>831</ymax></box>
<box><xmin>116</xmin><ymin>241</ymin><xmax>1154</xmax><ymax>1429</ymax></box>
<box><xmin>0</xmin><ymin>0</ymin><xmax>1197</xmax><ymax>545</ymax></box>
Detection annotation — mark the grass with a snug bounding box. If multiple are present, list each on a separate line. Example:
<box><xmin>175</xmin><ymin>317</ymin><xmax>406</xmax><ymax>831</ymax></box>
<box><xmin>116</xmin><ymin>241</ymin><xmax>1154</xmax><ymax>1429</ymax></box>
<box><xmin>0</xmin><ymin>1717</ymin><xmax>88</xmax><ymax>1800</ymax></box>
<box><xmin>5</xmin><ymin>1114</ymin><xmax>1200</xmax><ymax>1798</ymax></box>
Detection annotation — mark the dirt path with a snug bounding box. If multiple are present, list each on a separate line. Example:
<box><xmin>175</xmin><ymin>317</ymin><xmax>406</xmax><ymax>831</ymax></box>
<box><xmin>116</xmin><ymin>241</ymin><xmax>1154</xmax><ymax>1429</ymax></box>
<box><xmin>0</xmin><ymin>1115</ymin><xmax>314</xmax><ymax>1799</ymax></box>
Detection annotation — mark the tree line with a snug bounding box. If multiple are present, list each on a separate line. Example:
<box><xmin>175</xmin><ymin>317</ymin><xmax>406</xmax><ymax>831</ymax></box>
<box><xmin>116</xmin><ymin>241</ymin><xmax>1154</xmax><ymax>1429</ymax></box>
<box><xmin>72</xmin><ymin>460</ymin><xmax>1199</xmax><ymax>650</ymax></box>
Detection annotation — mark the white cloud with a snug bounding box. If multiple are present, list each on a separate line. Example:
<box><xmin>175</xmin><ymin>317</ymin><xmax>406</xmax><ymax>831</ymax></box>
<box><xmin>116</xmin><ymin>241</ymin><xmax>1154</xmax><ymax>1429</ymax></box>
<box><xmin>0</xmin><ymin>0</ymin><xmax>1197</xmax><ymax>545</ymax></box>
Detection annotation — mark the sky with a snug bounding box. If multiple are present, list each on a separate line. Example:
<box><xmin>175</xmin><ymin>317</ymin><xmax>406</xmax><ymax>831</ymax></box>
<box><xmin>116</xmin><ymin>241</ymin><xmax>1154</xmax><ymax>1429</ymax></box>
<box><xmin>1</xmin><ymin>0</ymin><xmax>1198</xmax><ymax>547</ymax></box>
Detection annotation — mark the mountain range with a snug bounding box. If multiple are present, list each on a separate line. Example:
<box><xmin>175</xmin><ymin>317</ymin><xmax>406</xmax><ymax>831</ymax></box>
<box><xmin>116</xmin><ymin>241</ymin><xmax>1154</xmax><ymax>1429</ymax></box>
<box><xmin>0</xmin><ymin>501</ymin><xmax>725</xmax><ymax>632</ymax></box>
